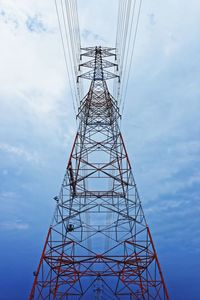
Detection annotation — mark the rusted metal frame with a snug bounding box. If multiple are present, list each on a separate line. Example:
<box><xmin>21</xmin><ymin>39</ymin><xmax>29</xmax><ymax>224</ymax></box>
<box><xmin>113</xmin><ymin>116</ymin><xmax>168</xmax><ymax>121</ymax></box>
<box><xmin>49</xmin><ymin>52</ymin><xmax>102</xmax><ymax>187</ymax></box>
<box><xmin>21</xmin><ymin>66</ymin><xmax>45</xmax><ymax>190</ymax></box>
<box><xmin>130</xmin><ymin>241</ymin><xmax>148</xmax><ymax>300</ymax></box>
<box><xmin>54</xmin><ymin>273</ymin><xmax>82</xmax><ymax>298</ymax></box>
<box><xmin>29</xmin><ymin>227</ymin><xmax>52</xmax><ymax>299</ymax></box>
<box><xmin>62</xmin><ymin>254</ymin><xmax>144</xmax><ymax>265</ymax></box>
<box><xmin>147</xmin><ymin>227</ymin><xmax>169</xmax><ymax>300</ymax></box>
<box><xmin>47</xmin><ymin>260</ymin><xmax>99</xmax><ymax>293</ymax></box>
<box><xmin>31</xmin><ymin>46</ymin><xmax>168</xmax><ymax>299</ymax></box>
<box><xmin>45</xmin><ymin>239</ymin><xmax>73</xmax><ymax>256</ymax></box>
<box><xmin>52</xmin><ymin>246</ymin><xmax>75</xmax><ymax>299</ymax></box>
<box><xmin>35</xmin><ymin>279</ymin><xmax>47</xmax><ymax>300</ymax></box>
<box><xmin>144</xmin><ymin>270</ymin><xmax>163</xmax><ymax>299</ymax></box>
<box><xmin>102</xmin><ymin>259</ymin><xmax>138</xmax><ymax>298</ymax></box>
<box><xmin>153</xmin><ymin>282</ymin><xmax>163</xmax><ymax>300</ymax></box>
<box><xmin>71</xmin><ymin>261</ymin><xmax>98</xmax><ymax>279</ymax></box>
<box><xmin>48</xmin><ymin>221</ymin><xmax>78</xmax><ymax>295</ymax></box>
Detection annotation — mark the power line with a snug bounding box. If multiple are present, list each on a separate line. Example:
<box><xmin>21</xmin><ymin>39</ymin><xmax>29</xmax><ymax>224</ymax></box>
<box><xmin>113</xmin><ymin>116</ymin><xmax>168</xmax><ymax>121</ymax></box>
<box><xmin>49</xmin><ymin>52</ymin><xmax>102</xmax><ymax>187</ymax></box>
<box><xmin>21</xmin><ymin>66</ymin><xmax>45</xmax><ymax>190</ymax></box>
<box><xmin>115</xmin><ymin>0</ymin><xmax>143</xmax><ymax>115</ymax></box>
<box><xmin>118</xmin><ymin>0</ymin><xmax>132</xmax><ymax>105</ymax></box>
<box><xmin>54</xmin><ymin>0</ymin><xmax>82</xmax><ymax>116</ymax></box>
<box><xmin>62</xmin><ymin>0</ymin><xmax>79</xmax><ymax>109</ymax></box>
<box><xmin>114</xmin><ymin>0</ymin><xmax>128</xmax><ymax>100</ymax></box>
<box><xmin>54</xmin><ymin>0</ymin><xmax>78</xmax><ymax>116</ymax></box>
<box><xmin>118</xmin><ymin>0</ymin><xmax>137</xmax><ymax>106</ymax></box>
<box><xmin>121</xmin><ymin>0</ymin><xmax>143</xmax><ymax>115</ymax></box>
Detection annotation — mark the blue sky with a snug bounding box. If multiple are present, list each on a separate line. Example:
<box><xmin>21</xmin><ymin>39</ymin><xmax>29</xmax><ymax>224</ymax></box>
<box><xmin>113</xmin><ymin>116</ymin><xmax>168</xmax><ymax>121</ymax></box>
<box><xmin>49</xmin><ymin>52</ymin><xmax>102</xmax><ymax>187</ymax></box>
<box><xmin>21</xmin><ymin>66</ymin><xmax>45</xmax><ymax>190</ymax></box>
<box><xmin>0</xmin><ymin>0</ymin><xmax>200</xmax><ymax>299</ymax></box>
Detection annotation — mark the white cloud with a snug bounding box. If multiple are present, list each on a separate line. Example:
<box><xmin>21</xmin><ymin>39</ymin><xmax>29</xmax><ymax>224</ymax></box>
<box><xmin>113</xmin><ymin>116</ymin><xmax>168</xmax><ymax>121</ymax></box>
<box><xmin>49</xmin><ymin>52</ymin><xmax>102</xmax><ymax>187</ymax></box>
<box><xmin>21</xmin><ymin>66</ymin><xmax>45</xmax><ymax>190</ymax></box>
<box><xmin>0</xmin><ymin>0</ymin><xmax>69</xmax><ymax>122</ymax></box>
<box><xmin>0</xmin><ymin>4</ymin><xmax>199</xmax><ymax>300</ymax></box>
<box><xmin>0</xmin><ymin>0</ymin><xmax>78</xmax><ymax>169</ymax></box>
<box><xmin>0</xmin><ymin>220</ymin><xmax>29</xmax><ymax>231</ymax></box>
<box><xmin>0</xmin><ymin>0</ymin><xmax>199</xmax><ymax>263</ymax></box>
<box><xmin>118</xmin><ymin>0</ymin><xmax>200</xmax><ymax>208</ymax></box>
<box><xmin>0</xmin><ymin>142</ymin><xmax>39</xmax><ymax>163</ymax></box>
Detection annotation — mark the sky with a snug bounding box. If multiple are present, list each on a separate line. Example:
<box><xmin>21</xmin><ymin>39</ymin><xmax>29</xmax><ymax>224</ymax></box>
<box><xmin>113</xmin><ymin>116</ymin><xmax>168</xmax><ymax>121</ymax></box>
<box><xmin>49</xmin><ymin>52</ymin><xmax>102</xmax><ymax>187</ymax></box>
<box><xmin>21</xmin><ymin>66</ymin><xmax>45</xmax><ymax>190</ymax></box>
<box><xmin>0</xmin><ymin>0</ymin><xmax>200</xmax><ymax>299</ymax></box>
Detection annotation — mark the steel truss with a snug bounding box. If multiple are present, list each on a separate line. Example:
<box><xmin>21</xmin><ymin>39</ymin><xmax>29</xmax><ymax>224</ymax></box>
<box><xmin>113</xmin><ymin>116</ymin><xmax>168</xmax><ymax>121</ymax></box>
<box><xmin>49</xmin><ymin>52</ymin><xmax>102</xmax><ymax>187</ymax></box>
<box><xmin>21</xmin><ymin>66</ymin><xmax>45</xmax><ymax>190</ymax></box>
<box><xmin>30</xmin><ymin>46</ymin><xmax>169</xmax><ymax>300</ymax></box>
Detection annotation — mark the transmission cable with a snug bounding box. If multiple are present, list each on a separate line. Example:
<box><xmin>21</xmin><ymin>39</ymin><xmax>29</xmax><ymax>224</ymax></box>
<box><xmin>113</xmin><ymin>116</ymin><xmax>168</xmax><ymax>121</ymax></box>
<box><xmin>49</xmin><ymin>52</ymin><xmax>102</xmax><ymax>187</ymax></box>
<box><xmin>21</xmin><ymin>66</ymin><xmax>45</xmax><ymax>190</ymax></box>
<box><xmin>55</xmin><ymin>0</ymin><xmax>78</xmax><ymax>116</ymax></box>
<box><xmin>118</xmin><ymin>0</ymin><xmax>137</xmax><ymax>106</ymax></box>
<box><xmin>62</xmin><ymin>0</ymin><xmax>79</xmax><ymax>110</ymax></box>
<box><xmin>121</xmin><ymin>0</ymin><xmax>143</xmax><ymax>115</ymax></box>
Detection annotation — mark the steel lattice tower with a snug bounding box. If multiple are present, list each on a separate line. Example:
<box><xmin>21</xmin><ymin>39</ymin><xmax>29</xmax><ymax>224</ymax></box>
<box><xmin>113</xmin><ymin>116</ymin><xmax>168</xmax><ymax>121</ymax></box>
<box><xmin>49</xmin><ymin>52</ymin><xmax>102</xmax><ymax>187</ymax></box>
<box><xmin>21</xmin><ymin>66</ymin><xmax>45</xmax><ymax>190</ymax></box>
<box><xmin>30</xmin><ymin>47</ymin><xmax>169</xmax><ymax>300</ymax></box>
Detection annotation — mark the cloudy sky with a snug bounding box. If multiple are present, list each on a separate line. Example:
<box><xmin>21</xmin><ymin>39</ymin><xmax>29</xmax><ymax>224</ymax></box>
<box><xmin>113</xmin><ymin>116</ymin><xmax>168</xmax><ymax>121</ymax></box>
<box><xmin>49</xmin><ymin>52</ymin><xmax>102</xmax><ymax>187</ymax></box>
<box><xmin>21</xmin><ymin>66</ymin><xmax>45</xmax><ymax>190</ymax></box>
<box><xmin>0</xmin><ymin>0</ymin><xmax>200</xmax><ymax>299</ymax></box>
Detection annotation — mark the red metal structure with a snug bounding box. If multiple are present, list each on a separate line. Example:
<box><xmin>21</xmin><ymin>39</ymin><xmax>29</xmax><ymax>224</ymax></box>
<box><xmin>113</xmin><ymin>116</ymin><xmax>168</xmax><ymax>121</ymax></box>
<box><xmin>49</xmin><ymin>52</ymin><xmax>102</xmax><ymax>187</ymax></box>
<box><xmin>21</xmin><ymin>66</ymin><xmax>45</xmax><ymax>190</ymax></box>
<box><xmin>30</xmin><ymin>46</ymin><xmax>169</xmax><ymax>299</ymax></box>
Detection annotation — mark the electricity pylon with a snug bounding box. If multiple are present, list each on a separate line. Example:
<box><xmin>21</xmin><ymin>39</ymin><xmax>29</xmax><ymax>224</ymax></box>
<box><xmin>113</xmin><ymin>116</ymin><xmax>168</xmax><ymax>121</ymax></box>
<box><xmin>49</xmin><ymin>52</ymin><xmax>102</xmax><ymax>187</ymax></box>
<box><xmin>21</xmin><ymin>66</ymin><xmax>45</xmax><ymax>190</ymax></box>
<box><xmin>30</xmin><ymin>46</ymin><xmax>169</xmax><ymax>299</ymax></box>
